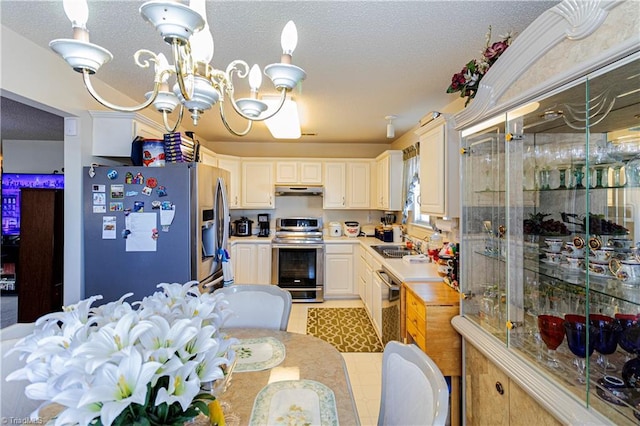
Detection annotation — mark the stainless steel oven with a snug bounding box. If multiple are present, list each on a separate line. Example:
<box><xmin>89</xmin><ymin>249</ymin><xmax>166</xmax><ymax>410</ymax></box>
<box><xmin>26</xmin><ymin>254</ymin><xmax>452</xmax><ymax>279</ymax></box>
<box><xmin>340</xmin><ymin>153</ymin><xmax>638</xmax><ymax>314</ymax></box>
<box><xmin>272</xmin><ymin>218</ymin><xmax>324</xmax><ymax>302</ymax></box>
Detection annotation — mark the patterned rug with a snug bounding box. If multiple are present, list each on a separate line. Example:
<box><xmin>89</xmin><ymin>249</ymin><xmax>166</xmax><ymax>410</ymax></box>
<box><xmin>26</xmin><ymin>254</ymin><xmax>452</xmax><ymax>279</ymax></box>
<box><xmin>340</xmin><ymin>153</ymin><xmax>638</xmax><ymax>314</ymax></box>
<box><xmin>306</xmin><ymin>307</ymin><xmax>383</xmax><ymax>353</ymax></box>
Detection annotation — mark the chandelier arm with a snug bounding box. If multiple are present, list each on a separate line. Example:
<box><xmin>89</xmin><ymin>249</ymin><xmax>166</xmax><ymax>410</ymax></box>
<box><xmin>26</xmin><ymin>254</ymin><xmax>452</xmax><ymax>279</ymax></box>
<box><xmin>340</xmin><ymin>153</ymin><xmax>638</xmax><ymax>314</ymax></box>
<box><xmin>161</xmin><ymin>105</ymin><xmax>185</xmax><ymax>133</ymax></box>
<box><xmin>218</xmin><ymin>99</ymin><xmax>253</xmax><ymax>137</ymax></box>
<box><xmin>229</xmin><ymin>88</ymin><xmax>288</xmax><ymax>122</ymax></box>
<box><xmin>172</xmin><ymin>39</ymin><xmax>194</xmax><ymax>102</ymax></box>
<box><xmin>82</xmin><ymin>69</ymin><xmax>159</xmax><ymax>112</ymax></box>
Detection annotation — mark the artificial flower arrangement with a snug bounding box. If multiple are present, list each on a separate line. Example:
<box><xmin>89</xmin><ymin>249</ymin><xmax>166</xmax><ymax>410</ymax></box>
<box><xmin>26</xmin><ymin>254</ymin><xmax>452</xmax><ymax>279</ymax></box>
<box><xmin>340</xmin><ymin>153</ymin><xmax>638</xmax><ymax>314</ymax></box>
<box><xmin>446</xmin><ymin>26</ymin><xmax>513</xmax><ymax>106</ymax></box>
<box><xmin>7</xmin><ymin>281</ymin><xmax>236</xmax><ymax>426</ymax></box>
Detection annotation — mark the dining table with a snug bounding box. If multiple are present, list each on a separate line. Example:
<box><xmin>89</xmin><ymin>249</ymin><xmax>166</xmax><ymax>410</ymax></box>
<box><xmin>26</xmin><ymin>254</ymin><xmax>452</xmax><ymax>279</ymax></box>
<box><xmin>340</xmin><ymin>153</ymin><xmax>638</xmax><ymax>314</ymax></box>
<box><xmin>218</xmin><ymin>328</ymin><xmax>361</xmax><ymax>425</ymax></box>
<box><xmin>37</xmin><ymin>328</ymin><xmax>360</xmax><ymax>425</ymax></box>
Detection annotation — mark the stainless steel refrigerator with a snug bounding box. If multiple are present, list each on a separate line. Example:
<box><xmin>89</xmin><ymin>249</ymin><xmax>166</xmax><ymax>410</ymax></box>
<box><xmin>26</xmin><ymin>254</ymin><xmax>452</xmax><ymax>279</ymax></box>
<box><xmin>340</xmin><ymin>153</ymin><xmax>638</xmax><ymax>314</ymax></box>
<box><xmin>83</xmin><ymin>163</ymin><xmax>229</xmax><ymax>304</ymax></box>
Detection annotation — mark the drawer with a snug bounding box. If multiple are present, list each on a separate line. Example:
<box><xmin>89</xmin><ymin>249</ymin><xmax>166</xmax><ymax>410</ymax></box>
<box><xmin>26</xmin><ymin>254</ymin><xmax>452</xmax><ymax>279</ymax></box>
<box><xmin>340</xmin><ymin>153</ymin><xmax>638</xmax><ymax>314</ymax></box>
<box><xmin>406</xmin><ymin>291</ymin><xmax>426</xmax><ymax>322</ymax></box>
<box><xmin>326</xmin><ymin>244</ymin><xmax>355</xmax><ymax>254</ymax></box>
<box><xmin>406</xmin><ymin>316</ymin><xmax>426</xmax><ymax>352</ymax></box>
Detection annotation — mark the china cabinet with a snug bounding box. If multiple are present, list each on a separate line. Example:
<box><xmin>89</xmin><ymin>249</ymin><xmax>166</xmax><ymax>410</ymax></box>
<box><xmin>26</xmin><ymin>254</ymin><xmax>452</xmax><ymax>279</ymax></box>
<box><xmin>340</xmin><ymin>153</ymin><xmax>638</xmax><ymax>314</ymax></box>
<box><xmin>452</xmin><ymin>1</ymin><xmax>640</xmax><ymax>424</ymax></box>
<box><xmin>459</xmin><ymin>55</ymin><xmax>640</xmax><ymax>424</ymax></box>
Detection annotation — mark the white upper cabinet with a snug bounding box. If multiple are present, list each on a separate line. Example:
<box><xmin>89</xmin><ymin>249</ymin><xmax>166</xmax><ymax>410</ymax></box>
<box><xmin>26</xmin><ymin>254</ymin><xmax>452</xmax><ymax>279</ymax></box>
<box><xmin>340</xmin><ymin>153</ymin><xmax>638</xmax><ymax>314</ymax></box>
<box><xmin>323</xmin><ymin>162</ymin><xmax>347</xmax><ymax>208</ymax></box>
<box><xmin>90</xmin><ymin>111</ymin><xmax>165</xmax><ymax>157</ymax></box>
<box><xmin>374</xmin><ymin>151</ymin><xmax>403</xmax><ymax>211</ymax></box>
<box><xmin>242</xmin><ymin>161</ymin><xmax>275</xmax><ymax>209</ymax></box>
<box><xmin>416</xmin><ymin>116</ymin><xmax>460</xmax><ymax>217</ymax></box>
<box><xmin>323</xmin><ymin>161</ymin><xmax>371</xmax><ymax>209</ymax></box>
<box><xmin>217</xmin><ymin>155</ymin><xmax>241</xmax><ymax>209</ymax></box>
<box><xmin>275</xmin><ymin>161</ymin><xmax>322</xmax><ymax>184</ymax></box>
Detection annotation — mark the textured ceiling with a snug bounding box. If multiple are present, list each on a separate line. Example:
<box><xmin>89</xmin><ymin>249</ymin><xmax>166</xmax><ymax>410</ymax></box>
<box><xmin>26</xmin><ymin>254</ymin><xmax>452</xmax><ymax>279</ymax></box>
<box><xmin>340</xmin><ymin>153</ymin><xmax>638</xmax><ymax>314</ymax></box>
<box><xmin>1</xmin><ymin>0</ymin><xmax>560</xmax><ymax>144</ymax></box>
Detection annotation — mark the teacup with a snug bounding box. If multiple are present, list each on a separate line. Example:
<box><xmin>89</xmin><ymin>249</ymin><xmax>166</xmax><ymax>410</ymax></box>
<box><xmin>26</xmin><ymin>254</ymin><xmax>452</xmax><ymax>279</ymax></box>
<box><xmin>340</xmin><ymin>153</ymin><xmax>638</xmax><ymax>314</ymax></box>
<box><xmin>609</xmin><ymin>258</ymin><xmax>640</xmax><ymax>283</ymax></box>
<box><xmin>592</xmin><ymin>247</ymin><xmax>615</xmax><ymax>262</ymax></box>
<box><xmin>566</xmin><ymin>257</ymin><xmax>584</xmax><ymax>270</ymax></box>
<box><xmin>609</xmin><ymin>237</ymin><xmax>633</xmax><ymax>250</ymax></box>
<box><xmin>564</xmin><ymin>242</ymin><xmax>585</xmax><ymax>258</ymax></box>
<box><xmin>545</xmin><ymin>238</ymin><xmax>564</xmax><ymax>253</ymax></box>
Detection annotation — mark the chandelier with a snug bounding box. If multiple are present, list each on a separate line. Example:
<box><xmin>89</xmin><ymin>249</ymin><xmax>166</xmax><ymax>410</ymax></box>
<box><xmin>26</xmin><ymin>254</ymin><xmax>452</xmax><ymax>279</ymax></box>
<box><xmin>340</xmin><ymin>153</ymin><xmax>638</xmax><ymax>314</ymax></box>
<box><xmin>49</xmin><ymin>0</ymin><xmax>307</xmax><ymax>136</ymax></box>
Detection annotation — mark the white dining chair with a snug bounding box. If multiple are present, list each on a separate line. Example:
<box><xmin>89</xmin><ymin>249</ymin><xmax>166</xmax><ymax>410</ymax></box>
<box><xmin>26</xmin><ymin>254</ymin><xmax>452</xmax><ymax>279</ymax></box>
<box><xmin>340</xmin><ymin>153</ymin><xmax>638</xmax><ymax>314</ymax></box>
<box><xmin>214</xmin><ymin>284</ymin><xmax>292</xmax><ymax>331</ymax></box>
<box><xmin>1</xmin><ymin>322</ymin><xmax>40</xmax><ymax>419</ymax></box>
<box><xmin>377</xmin><ymin>341</ymin><xmax>449</xmax><ymax>426</ymax></box>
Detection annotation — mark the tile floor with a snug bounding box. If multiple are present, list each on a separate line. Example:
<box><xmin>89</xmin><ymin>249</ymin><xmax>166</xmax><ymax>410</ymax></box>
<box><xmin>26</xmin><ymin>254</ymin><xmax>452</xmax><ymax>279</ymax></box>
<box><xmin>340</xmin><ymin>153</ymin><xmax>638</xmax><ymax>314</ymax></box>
<box><xmin>287</xmin><ymin>299</ymin><xmax>383</xmax><ymax>426</ymax></box>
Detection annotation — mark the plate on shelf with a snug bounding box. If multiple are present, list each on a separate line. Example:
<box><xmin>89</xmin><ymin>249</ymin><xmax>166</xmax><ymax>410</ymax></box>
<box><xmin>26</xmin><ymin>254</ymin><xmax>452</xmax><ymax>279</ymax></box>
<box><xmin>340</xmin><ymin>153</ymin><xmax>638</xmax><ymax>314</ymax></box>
<box><xmin>559</xmin><ymin>264</ymin><xmax>583</xmax><ymax>274</ymax></box>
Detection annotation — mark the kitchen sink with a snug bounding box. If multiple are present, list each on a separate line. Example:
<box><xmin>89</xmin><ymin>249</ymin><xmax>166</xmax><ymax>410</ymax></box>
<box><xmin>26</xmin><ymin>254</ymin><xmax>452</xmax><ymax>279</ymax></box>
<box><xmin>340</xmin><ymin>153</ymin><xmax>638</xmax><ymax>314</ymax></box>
<box><xmin>371</xmin><ymin>244</ymin><xmax>419</xmax><ymax>259</ymax></box>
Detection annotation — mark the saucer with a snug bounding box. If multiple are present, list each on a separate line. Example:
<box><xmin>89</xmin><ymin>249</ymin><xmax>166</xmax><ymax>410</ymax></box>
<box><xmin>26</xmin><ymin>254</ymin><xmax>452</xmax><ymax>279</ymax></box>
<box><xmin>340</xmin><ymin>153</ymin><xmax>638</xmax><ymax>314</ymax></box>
<box><xmin>588</xmin><ymin>257</ymin><xmax>610</xmax><ymax>265</ymax></box>
<box><xmin>563</xmin><ymin>252</ymin><xmax>585</xmax><ymax>259</ymax></box>
<box><xmin>596</xmin><ymin>376</ymin><xmax>634</xmax><ymax>406</ymax></box>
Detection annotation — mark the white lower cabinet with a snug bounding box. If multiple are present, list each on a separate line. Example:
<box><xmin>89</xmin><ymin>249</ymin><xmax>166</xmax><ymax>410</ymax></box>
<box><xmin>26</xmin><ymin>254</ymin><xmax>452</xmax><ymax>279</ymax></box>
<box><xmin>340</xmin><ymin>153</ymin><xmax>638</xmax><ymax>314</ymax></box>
<box><xmin>230</xmin><ymin>242</ymin><xmax>271</xmax><ymax>284</ymax></box>
<box><xmin>324</xmin><ymin>243</ymin><xmax>358</xmax><ymax>298</ymax></box>
<box><xmin>370</xmin><ymin>256</ymin><xmax>382</xmax><ymax>339</ymax></box>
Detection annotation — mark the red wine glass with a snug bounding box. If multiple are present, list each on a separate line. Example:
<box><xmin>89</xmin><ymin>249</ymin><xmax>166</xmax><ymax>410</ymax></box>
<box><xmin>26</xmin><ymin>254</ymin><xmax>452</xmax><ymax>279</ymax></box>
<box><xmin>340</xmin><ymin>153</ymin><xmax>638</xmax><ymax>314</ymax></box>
<box><xmin>538</xmin><ymin>314</ymin><xmax>565</xmax><ymax>368</ymax></box>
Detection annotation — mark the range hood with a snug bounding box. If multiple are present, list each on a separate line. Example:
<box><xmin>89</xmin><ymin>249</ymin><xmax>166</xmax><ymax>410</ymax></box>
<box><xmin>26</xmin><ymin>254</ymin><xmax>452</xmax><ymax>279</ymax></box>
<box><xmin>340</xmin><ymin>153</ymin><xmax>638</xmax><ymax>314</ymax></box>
<box><xmin>274</xmin><ymin>185</ymin><xmax>323</xmax><ymax>196</ymax></box>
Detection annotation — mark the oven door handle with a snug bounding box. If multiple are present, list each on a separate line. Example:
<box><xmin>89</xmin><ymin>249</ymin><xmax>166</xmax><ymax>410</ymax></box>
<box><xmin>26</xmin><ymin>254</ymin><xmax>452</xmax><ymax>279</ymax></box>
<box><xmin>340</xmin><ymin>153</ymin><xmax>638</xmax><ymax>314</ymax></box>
<box><xmin>272</xmin><ymin>244</ymin><xmax>325</xmax><ymax>249</ymax></box>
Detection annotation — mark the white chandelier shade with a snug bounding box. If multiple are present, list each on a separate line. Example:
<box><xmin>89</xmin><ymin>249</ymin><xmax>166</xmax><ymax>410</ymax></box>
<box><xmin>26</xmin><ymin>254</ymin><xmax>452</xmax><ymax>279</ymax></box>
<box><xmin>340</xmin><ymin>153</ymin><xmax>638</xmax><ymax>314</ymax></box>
<box><xmin>49</xmin><ymin>0</ymin><xmax>307</xmax><ymax>137</ymax></box>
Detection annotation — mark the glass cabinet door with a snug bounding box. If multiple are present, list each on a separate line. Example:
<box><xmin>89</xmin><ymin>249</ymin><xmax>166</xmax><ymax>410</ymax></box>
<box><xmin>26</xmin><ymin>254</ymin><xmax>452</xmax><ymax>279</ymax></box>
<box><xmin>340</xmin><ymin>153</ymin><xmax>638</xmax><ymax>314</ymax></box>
<box><xmin>460</xmin><ymin>118</ymin><xmax>508</xmax><ymax>342</ymax></box>
<box><xmin>460</xmin><ymin>55</ymin><xmax>640</xmax><ymax>424</ymax></box>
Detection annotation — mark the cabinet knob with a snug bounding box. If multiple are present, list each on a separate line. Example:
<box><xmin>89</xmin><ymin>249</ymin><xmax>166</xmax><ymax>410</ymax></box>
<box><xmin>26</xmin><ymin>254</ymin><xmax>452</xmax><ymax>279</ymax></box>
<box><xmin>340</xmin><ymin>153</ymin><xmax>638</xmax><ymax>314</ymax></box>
<box><xmin>495</xmin><ymin>381</ymin><xmax>504</xmax><ymax>395</ymax></box>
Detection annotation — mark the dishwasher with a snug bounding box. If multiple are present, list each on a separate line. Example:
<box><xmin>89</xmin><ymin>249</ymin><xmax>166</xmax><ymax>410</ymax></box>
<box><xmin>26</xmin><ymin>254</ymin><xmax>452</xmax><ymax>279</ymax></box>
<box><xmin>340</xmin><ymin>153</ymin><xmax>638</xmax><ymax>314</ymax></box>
<box><xmin>375</xmin><ymin>266</ymin><xmax>402</xmax><ymax>345</ymax></box>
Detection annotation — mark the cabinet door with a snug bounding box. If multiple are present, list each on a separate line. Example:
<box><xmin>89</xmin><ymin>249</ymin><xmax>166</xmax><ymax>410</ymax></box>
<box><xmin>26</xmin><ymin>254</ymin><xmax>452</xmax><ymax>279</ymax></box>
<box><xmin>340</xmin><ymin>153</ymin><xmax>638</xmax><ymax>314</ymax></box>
<box><xmin>233</xmin><ymin>244</ymin><xmax>256</xmax><ymax>284</ymax></box>
<box><xmin>325</xmin><ymin>255</ymin><xmax>354</xmax><ymax>296</ymax></box>
<box><xmin>323</xmin><ymin>162</ymin><xmax>347</xmax><ymax>208</ymax></box>
<box><xmin>275</xmin><ymin>161</ymin><xmax>298</xmax><ymax>184</ymax></box>
<box><xmin>256</xmin><ymin>244</ymin><xmax>272</xmax><ymax>284</ymax></box>
<box><xmin>242</xmin><ymin>161</ymin><xmax>274</xmax><ymax>209</ymax></box>
<box><xmin>465</xmin><ymin>343</ymin><xmax>510</xmax><ymax>425</ymax></box>
<box><xmin>347</xmin><ymin>162</ymin><xmax>370</xmax><ymax>208</ymax></box>
<box><xmin>419</xmin><ymin>124</ymin><xmax>446</xmax><ymax>215</ymax></box>
<box><xmin>300</xmin><ymin>162</ymin><xmax>322</xmax><ymax>184</ymax></box>
<box><xmin>376</xmin><ymin>156</ymin><xmax>389</xmax><ymax>209</ymax></box>
<box><xmin>218</xmin><ymin>156</ymin><xmax>241</xmax><ymax>208</ymax></box>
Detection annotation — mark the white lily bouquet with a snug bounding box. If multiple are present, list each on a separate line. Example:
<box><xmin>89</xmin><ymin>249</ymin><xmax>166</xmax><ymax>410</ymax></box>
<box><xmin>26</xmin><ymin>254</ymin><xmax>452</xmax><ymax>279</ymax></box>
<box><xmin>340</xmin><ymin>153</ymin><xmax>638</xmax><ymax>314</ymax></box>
<box><xmin>7</xmin><ymin>281</ymin><xmax>236</xmax><ymax>425</ymax></box>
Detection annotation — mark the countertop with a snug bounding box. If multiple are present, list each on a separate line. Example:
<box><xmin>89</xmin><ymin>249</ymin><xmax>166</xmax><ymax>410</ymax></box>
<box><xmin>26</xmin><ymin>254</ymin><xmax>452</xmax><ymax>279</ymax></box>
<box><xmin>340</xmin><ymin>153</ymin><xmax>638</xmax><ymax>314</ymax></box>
<box><xmin>269</xmin><ymin>234</ymin><xmax>443</xmax><ymax>283</ymax></box>
<box><xmin>229</xmin><ymin>234</ymin><xmax>444</xmax><ymax>283</ymax></box>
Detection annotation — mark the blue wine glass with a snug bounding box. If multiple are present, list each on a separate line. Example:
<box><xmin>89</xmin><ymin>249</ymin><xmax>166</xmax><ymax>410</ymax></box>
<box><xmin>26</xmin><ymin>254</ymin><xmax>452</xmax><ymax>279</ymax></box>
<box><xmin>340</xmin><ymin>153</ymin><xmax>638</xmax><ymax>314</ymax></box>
<box><xmin>590</xmin><ymin>314</ymin><xmax>623</xmax><ymax>374</ymax></box>
<box><xmin>564</xmin><ymin>316</ymin><xmax>597</xmax><ymax>384</ymax></box>
<box><xmin>619</xmin><ymin>324</ymin><xmax>640</xmax><ymax>389</ymax></box>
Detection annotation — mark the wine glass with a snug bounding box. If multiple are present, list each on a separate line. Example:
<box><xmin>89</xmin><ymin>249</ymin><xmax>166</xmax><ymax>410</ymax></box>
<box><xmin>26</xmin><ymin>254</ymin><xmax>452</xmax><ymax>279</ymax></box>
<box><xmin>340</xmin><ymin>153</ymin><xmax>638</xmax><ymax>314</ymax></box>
<box><xmin>538</xmin><ymin>315</ymin><xmax>565</xmax><ymax>368</ymax></box>
<box><xmin>615</xmin><ymin>314</ymin><xmax>638</xmax><ymax>362</ymax></box>
<box><xmin>619</xmin><ymin>324</ymin><xmax>640</xmax><ymax>389</ymax></box>
<box><xmin>564</xmin><ymin>315</ymin><xmax>597</xmax><ymax>384</ymax></box>
<box><xmin>589</xmin><ymin>314</ymin><xmax>623</xmax><ymax>374</ymax></box>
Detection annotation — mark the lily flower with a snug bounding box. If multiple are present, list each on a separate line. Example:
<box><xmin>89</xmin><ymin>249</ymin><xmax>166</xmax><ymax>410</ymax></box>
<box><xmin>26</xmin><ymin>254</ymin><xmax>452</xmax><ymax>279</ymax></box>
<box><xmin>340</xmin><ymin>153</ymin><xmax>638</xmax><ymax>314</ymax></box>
<box><xmin>79</xmin><ymin>347</ymin><xmax>161</xmax><ymax>425</ymax></box>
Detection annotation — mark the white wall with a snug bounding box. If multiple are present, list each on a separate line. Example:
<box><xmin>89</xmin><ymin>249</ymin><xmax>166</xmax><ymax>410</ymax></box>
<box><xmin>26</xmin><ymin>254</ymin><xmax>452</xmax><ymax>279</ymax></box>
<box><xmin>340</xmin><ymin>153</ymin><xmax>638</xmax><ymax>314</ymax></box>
<box><xmin>2</xmin><ymin>140</ymin><xmax>64</xmax><ymax>173</ymax></box>
<box><xmin>1</xmin><ymin>25</ymin><xmax>160</xmax><ymax>304</ymax></box>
